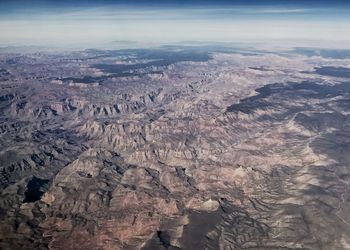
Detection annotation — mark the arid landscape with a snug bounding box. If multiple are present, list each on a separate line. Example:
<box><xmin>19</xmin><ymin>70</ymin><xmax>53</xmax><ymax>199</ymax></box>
<box><xmin>0</xmin><ymin>45</ymin><xmax>350</xmax><ymax>249</ymax></box>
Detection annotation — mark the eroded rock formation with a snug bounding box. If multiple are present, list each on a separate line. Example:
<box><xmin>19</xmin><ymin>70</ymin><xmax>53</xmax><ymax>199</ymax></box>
<box><xmin>1</xmin><ymin>47</ymin><xmax>350</xmax><ymax>249</ymax></box>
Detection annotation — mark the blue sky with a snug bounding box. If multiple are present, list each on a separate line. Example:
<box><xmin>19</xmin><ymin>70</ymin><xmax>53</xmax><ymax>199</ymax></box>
<box><xmin>0</xmin><ymin>0</ymin><xmax>349</xmax><ymax>47</ymax></box>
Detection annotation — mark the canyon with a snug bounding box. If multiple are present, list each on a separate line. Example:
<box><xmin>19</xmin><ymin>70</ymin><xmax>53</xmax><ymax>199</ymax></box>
<box><xmin>0</xmin><ymin>46</ymin><xmax>350</xmax><ymax>249</ymax></box>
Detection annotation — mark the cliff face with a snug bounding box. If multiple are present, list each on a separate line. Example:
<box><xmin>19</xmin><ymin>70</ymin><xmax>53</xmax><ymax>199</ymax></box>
<box><xmin>1</xmin><ymin>48</ymin><xmax>350</xmax><ymax>249</ymax></box>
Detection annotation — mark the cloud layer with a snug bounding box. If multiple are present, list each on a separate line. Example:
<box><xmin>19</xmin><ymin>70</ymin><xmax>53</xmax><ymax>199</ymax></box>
<box><xmin>0</xmin><ymin>1</ymin><xmax>349</xmax><ymax>47</ymax></box>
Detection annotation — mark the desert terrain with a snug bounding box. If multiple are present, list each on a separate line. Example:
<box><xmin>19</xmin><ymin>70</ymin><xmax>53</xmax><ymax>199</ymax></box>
<box><xmin>0</xmin><ymin>46</ymin><xmax>350</xmax><ymax>249</ymax></box>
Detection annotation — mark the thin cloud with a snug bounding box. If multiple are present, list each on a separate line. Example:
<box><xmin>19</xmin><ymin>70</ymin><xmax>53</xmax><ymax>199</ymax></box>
<box><xmin>244</xmin><ymin>8</ymin><xmax>310</xmax><ymax>14</ymax></box>
<box><xmin>0</xmin><ymin>4</ymin><xmax>349</xmax><ymax>47</ymax></box>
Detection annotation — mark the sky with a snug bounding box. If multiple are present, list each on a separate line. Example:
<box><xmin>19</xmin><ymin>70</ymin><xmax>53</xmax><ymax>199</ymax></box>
<box><xmin>0</xmin><ymin>0</ymin><xmax>349</xmax><ymax>48</ymax></box>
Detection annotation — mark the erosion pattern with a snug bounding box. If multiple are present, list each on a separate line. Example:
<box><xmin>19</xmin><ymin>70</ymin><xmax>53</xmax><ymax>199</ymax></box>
<box><xmin>0</xmin><ymin>47</ymin><xmax>350</xmax><ymax>249</ymax></box>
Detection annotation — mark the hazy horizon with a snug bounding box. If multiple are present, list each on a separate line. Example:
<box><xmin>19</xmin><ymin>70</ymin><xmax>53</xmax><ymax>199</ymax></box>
<box><xmin>1</xmin><ymin>0</ymin><xmax>350</xmax><ymax>48</ymax></box>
